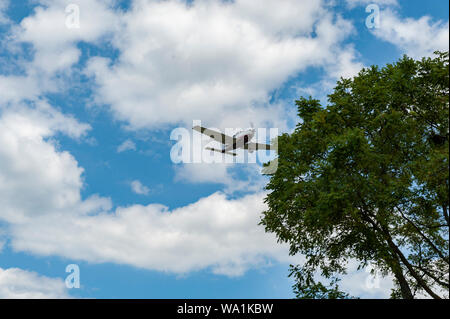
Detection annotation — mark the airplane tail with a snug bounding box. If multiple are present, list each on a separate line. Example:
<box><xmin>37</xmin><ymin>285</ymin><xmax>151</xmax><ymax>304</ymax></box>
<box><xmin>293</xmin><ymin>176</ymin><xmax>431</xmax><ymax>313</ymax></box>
<box><xmin>205</xmin><ymin>147</ymin><xmax>237</xmax><ymax>156</ymax></box>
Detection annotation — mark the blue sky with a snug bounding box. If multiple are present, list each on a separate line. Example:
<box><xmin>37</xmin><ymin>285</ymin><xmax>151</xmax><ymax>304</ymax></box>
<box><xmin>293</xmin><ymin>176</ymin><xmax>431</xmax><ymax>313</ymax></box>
<box><xmin>0</xmin><ymin>0</ymin><xmax>448</xmax><ymax>299</ymax></box>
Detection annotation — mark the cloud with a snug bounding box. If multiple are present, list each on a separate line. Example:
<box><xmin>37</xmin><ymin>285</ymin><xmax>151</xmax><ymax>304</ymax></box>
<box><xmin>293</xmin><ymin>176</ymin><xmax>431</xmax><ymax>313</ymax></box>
<box><xmin>15</xmin><ymin>0</ymin><xmax>119</xmax><ymax>74</ymax></box>
<box><xmin>130</xmin><ymin>180</ymin><xmax>150</xmax><ymax>195</ymax></box>
<box><xmin>326</xmin><ymin>45</ymin><xmax>364</xmax><ymax>80</ymax></box>
<box><xmin>0</xmin><ymin>75</ymin><xmax>42</xmax><ymax>105</ymax></box>
<box><xmin>0</xmin><ymin>0</ymin><xmax>119</xmax><ymax>105</ymax></box>
<box><xmin>294</xmin><ymin>8</ymin><xmax>449</xmax><ymax>107</ymax></box>
<box><xmin>0</xmin><ymin>105</ymin><xmax>290</xmax><ymax>276</ymax></box>
<box><xmin>338</xmin><ymin>260</ymin><xmax>394</xmax><ymax>298</ymax></box>
<box><xmin>0</xmin><ymin>101</ymin><xmax>108</xmax><ymax>224</ymax></box>
<box><xmin>292</xmin><ymin>44</ymin><xmax>364</xmax><ymax>109</ymax></box>
<box><xmin>10</xmin><ymin>191</ymin><xmax>290</xmax><ymax>276</ymax></box>
<box><xmin>2</xmin><ymin>0</ymin><xmax>363</xmax><ymax>132</ymax></box>
<box><xmin>117</xmin><ymin>139</ymin><xmax>136</xmax><ymax>153</ymax></box>
<box><xmin>0</xmin><ymin>0</ymin><xmax>9</xmax><ymax>24</ymax></box>
<box><xmin>85</xmin><ymin>0</ymin><xmax>358</xmax><ymax>130</ymax></box>
<box><xmin>372</xmin><ymin>10</ymin><xmax>449</xmax><ymax>58</ymax></box>
<box><xmin>175</xmin><ymin>163</ymin><xmax>231</xmax><ymax>184</ymax></box>
<box><xmin>174</xmin><ymin>162</ymin><xmax>268</xmax><ymax>194</ymax></box>
<box><xmin>0</xmin><ymin>267</ymin><xmax>70</xmax><ymax>298</ymax></box>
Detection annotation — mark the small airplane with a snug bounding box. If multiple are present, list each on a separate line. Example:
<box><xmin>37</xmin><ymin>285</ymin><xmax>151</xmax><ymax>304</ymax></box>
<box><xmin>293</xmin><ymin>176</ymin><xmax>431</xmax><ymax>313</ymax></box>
<box><xmin>192</xmin><ymin>124</ymin><xmax>272</xmax><ymax>156</ymax></box>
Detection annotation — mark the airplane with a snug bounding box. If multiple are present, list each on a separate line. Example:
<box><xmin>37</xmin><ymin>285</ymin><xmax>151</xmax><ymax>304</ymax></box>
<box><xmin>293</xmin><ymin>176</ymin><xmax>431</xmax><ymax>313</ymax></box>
<box><xmin>192</xmin><ymin>124</ymin><xmax>272</xmax><ymax>156</ymax></box>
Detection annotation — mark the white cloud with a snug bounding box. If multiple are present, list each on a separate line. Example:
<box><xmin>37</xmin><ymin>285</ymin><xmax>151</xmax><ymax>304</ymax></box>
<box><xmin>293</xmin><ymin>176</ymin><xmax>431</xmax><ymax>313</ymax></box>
<box><xmin>292</xmin><ymin>44</ymin><xmax>364</xmax><ymax>108</ymax></box>
<box><xmin>175</xmin><ymin>163</ymin><xmax>231</xmax><ymax>184</ymax></box>
<box><xmin>339</xmin><ymin>260</ymin><xmax>394</xmax><ymax>298</ymax></box>
<box><xmin>326</xmin><ymin>45</ymin><xmax>364</xmax><ymax>80</ymax></box>
<box><xmin>174</xmin><ymin>162</ymin><xmax>268</xmax><ymax>194</ymax></box>
<box><xmin>10</xmin><ymin>191</ymin><xmax>290</xmax><ymax>276</ymax></box>
<box><xmin>0</xmin><ymin>0</ymin><xmax>9</xmax><ymax>24</ymax></box>
<box><xmin>0</xmin><ymin>267</ymin><xmax>70</xmax><ymax>299</ymax></box>
<box><xmin>2</xmin><ymin>0</ymin><xmax>363</xmax><ymax>131</ymax></box>
<box><xmin>85</xmin><ymin>0</ymin><xmax>358</xmax><ymax>130</ymax></box>
<box><xmin>0</xmin><ymin>0</ymin><xmax>119</xmax><ymax>105</ymax></box>
<box><xmin>16</xmin><ymin>0</ymin><xmax>119</xmax><ymax>74</ymax></box>
<box><xmin>340</xmin><ymin>260</ymin><xmax>448</xmax><ymax>299</ymax></box>
<box><xmin>373</xmin><ymin>10</ymin><xmax>449</xmax><ymax>58</ymax></box>
<box><xmin>0</xmin><ymin>101</ymin><xmax>109</xmax><ymax>224</ymax></box>
<box><xmin>130</xmin><ymin>180</ymin><xmax>150</xmax><ymax>195</ymax></box>
<box><xmin>0</xmin><ymin>105</ymin><xmax>290</xmax><ymax>276</ymax></box>
<box><xmin>0</xmin><ymin>75</ymin><xmax>41</xmax><ymax>105</ymax></box>
<box><xmin>117</xmin><ymin>139</ymin><xmax>136</xmax><ymax>153</ymax></box>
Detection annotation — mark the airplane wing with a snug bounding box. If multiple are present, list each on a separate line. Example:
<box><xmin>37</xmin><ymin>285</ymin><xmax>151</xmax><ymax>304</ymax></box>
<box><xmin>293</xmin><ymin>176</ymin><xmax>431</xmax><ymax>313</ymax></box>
<box><xmin>205</xmin><ymin>147</ymin><xmax>237</xmax><ymax>156</ymax></box>
<box><xmin>193</xmin><ymin>126</ymin><xmax>233</xmax><ymax>145</ymax></box>
<box><xmin>244</xmin><ymin>142</ymin><xmax>272</xmax><ymax>151</ymax></box>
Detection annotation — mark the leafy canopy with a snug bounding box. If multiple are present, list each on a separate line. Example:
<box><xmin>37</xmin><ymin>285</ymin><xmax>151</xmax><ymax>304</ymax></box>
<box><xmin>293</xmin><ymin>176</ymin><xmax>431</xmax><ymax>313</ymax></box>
<box><xmin>262</xmin><ymin>52</ymin><xmax>449</xmax><ymax>299</ymax></box>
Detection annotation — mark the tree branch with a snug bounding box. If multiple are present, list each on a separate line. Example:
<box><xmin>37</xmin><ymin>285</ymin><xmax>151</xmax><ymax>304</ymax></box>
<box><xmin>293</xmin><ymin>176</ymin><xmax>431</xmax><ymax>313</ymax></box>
<box><xmin>396</xmin><ymin>206</ymin><xmax>449</xmax><ymax>265</ymax></box>
<box><xmin>442</xmin><ymin>204</ymin><xmax>449</xmax><ymax>226</ymax></box>
<box><xmin>357</xmin><ymin>205</ymin><xmax>442</xmax><ymax>299</ymax></box>
<box><xmin>412</xmin><ymin>265</ymin><xmax>450</xmax><ymax>289</ymax></box>
<box><xmin>380</xmin><ymin>226</ymin><xmax>443</xmax><ymax>299</ymax></box>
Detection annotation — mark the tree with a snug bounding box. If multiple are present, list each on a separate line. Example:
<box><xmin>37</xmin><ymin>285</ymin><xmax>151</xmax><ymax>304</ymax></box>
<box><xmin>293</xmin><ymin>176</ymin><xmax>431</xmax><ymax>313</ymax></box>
<box><xmin>261</xmin><ymin>52</ymin><xmax>449</xmax><ymax>299</ymax></box>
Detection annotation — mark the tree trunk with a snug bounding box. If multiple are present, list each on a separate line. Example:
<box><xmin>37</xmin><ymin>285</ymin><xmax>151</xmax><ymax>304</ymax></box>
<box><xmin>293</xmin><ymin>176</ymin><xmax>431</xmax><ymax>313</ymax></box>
<box><xmin>393</xmin><ymin>269</ymin><xmax>414</xmax><ymax>299</ymax></box>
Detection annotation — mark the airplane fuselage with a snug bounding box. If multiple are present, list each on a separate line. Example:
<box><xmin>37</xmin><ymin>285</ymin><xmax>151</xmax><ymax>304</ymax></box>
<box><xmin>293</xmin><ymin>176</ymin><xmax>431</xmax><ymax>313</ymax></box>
<box><xmin>192</xmin><ymin>125</ymin><xmax>270</xmax><ymax>156</ymax></box>
<box><xmin>223</xmin><ymin>129</ymin><xmax>255</xmax><ymax>152</ymax></box>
